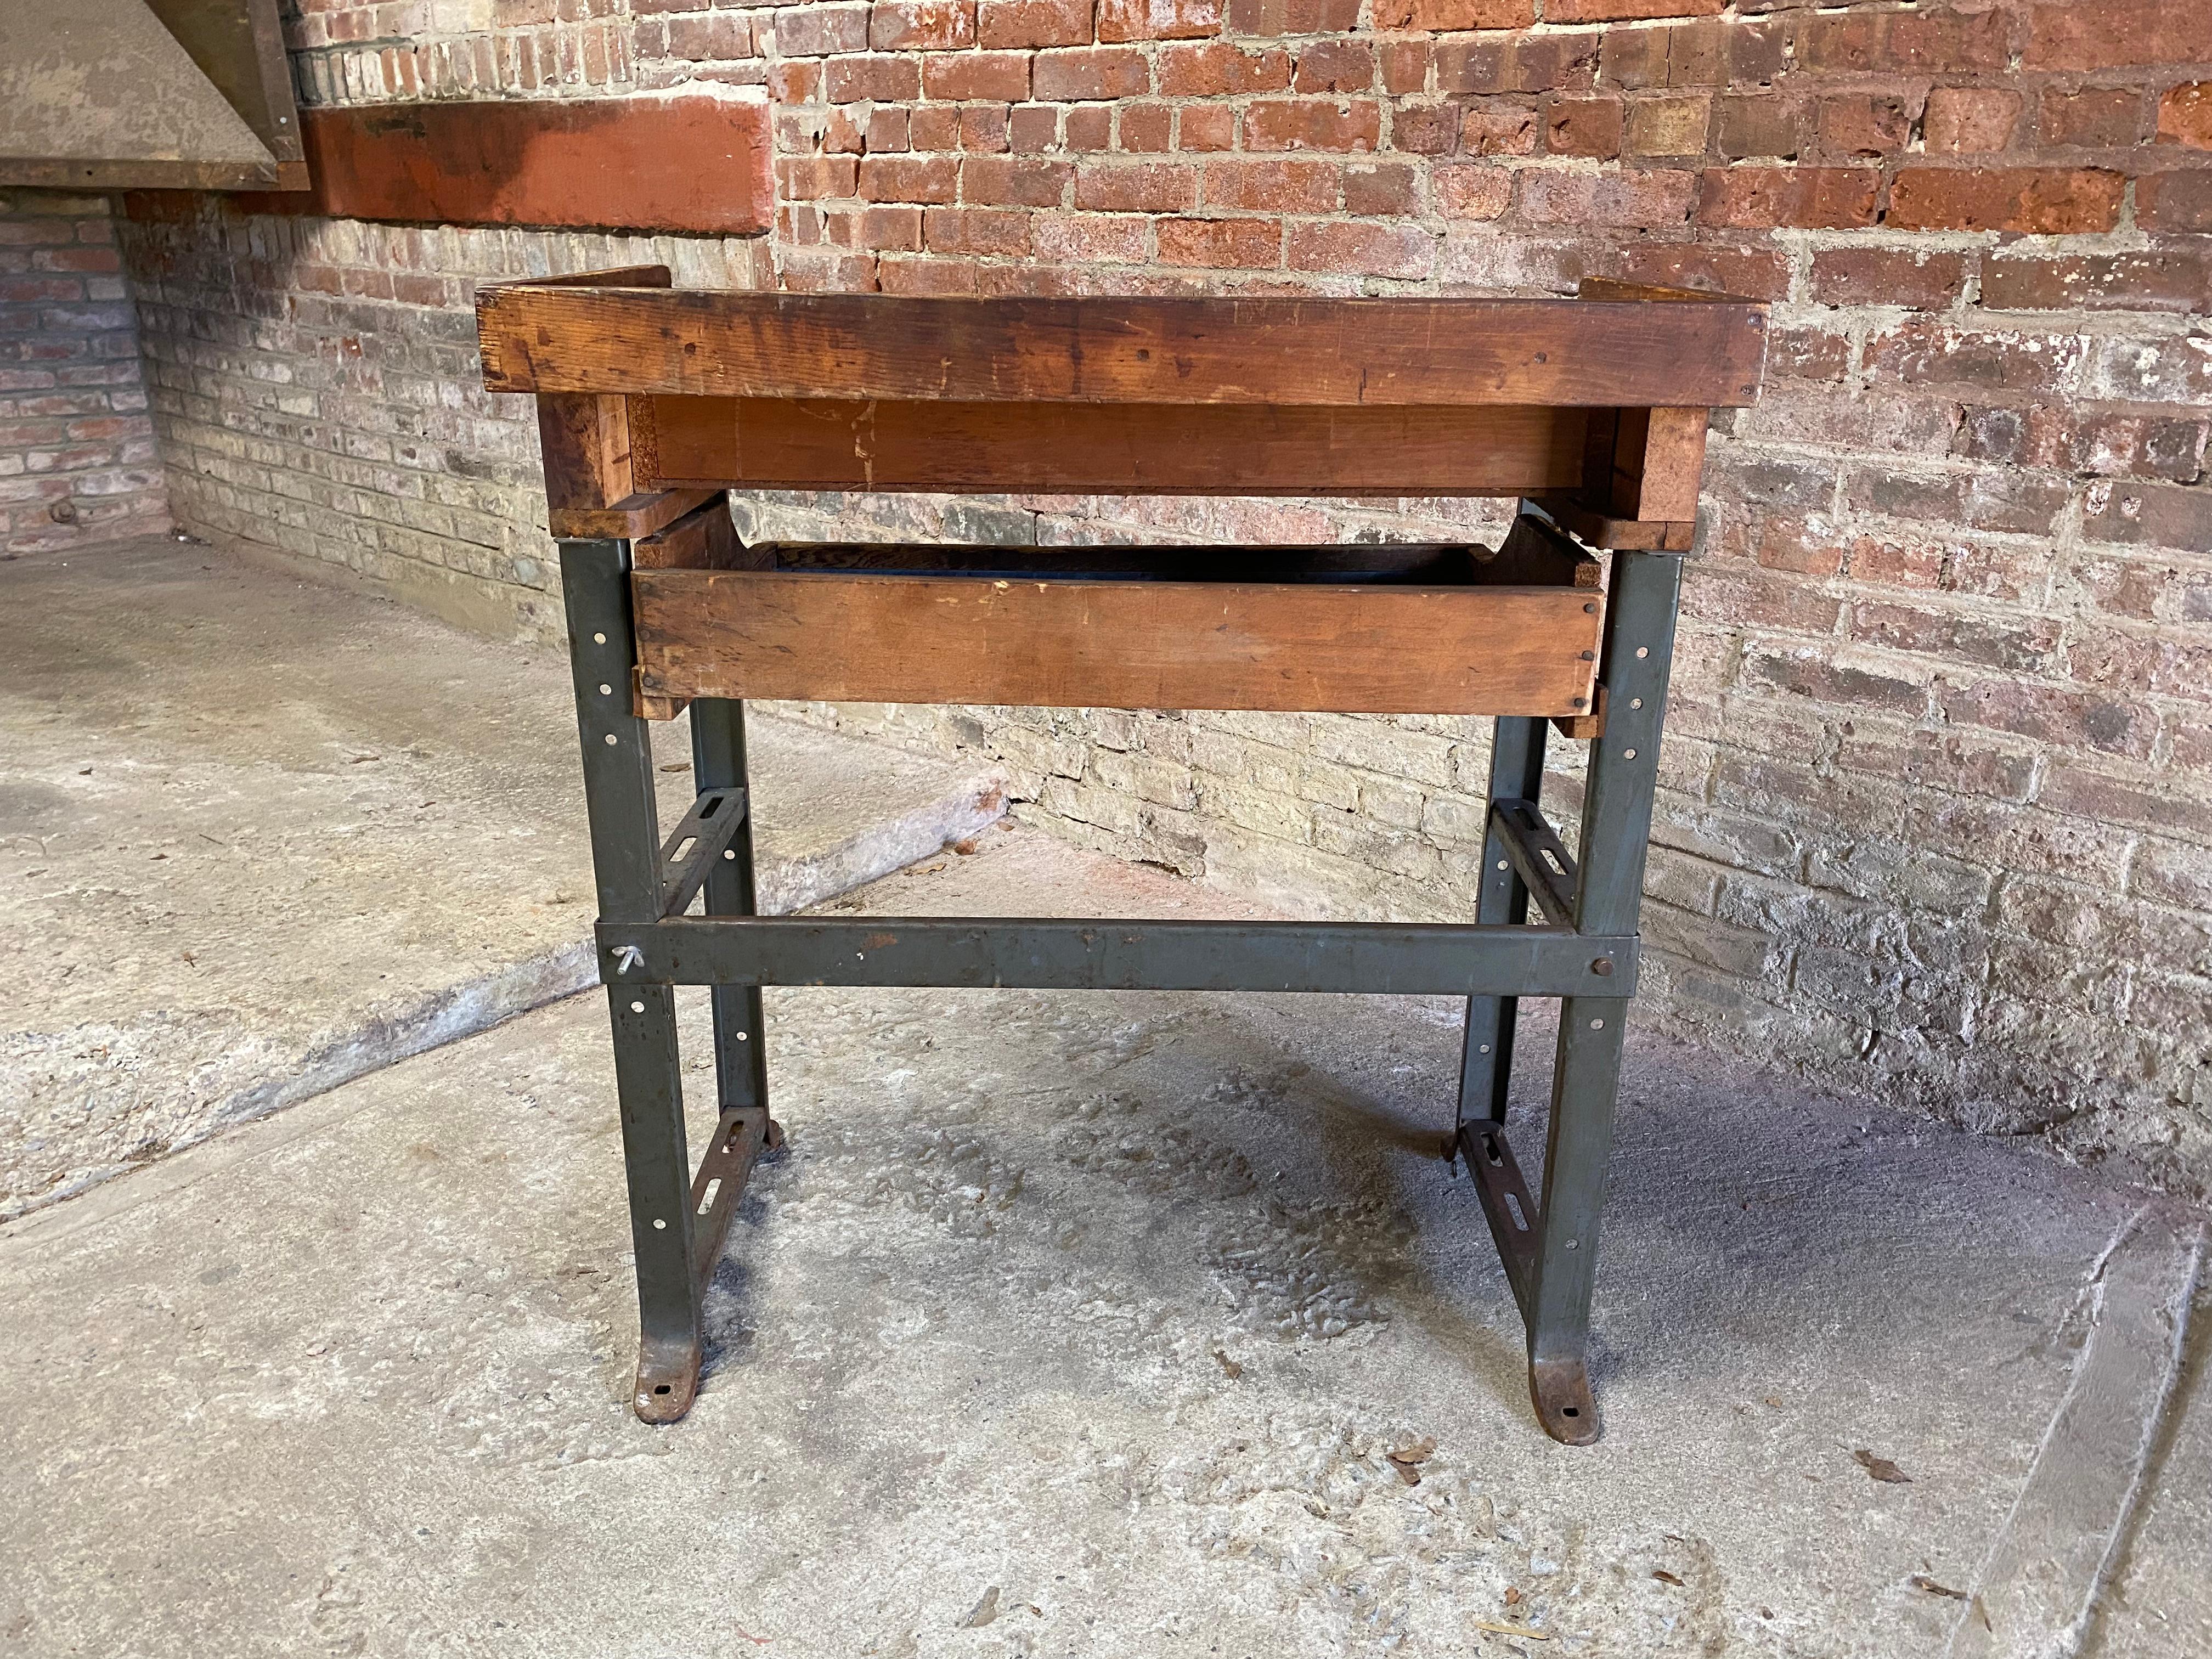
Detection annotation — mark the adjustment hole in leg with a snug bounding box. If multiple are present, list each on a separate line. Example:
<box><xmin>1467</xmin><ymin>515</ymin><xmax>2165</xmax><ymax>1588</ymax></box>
<box><xmin>1561</xmin><ymin>1406</ymin><xmax>1579</xmax><ymax>1418</ymax></box>
<box><xmin>653</xmin><ymin>1384</ymin><xmax>672</xmax><ymax>1396</ymax></box>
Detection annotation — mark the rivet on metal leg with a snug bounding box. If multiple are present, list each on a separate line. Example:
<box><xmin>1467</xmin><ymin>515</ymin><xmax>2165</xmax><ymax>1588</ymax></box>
<box><xmin>1529</xmin><ymin>1356</ymin><xmax>1602</xmax><ymax>1446</ymax></box>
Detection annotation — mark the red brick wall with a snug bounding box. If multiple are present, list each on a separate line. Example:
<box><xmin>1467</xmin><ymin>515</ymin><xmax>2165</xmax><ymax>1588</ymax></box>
<box><xmin>124</xmin><ymin>0</ymin><xmax>2212</xmax><ymax>1191</ymax></box>
<box><xmin>0</xmin><ymin>191</ymin><xmax>167</xmax><ymax>553</ymax></box>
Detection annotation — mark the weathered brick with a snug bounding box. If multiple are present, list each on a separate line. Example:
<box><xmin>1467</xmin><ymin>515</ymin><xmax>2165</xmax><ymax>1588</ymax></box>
<box><xmin>1941</xmin><ymin>680</ymin><xmax>2158</xmax><ymax>760</ymax></box>
<box><xmin>1368</xmin><ymin>0</ymin><xmax>1532</xmax><ymax>27</ymax></box>
<box><xmin>870</xmin><ymin>0</ymin><xmax>977</xmax><ymax>50</ymax></box>
<box><xmin>1155</xmin><ymin>216</ymin><xmax>1281</xmax><ymax>267</ymax></box>
<box><xmin>1888</xmin><ymin>168</ymin><xmax>2126</xmax><ymax>234</ymax></box>
<box><xmin>1715</xmin><ymin>93</ymin><xmax>1801</xmax><ymax>159</ymax></box>
<box><xmin>1243</xmin><ymin>99</ymin><xmax>1381</xmax><ymax>152</ymax></box>
<box><xmin>1097</xmin><ymin>0</ymin><xmax>1222</xmax><ymax>41</ymax></box>
<box><xmin>1292</xmin><ymin>40</ymin><xmax>1374</xmax><ymax>94</ymax></box>
<box><xmin>773</xmin><ymin>3</ymin><xmax>870</xmax><ymax>55</ymax></box>
<box><xmin>859</xmin><ymin>154</ymin><xmax>961</xmax><ymax>201</ymax></box>
<box><xmin>1074</xmin><ymin>161</ymin><xmax>1198</xmax><ymax>210</ymax></box>
<box><xmin>1520</xmin><ymin>166</ymin><xmax>1695</xmax><ymax>227</ymax></box>
<box><xmin>1285</xmin><ymin>220</ymin><xmax>1432</xmax><ymax>279</ymax></box>
<box><xmin>1802</xmin><ymin>5</ymin><xmax>2011</xmax><ymax>74</ymax></box>
<box><xmin>1033</xmin><ymin>47</ymin><xmax>1152</xmax><ymax>100</ymax></box>
<box><xmin>977</xmin><ymin>0</ymin><xmax>1092</xmax><ymax>47</ymax></box>
<box><xmin>1155</xmin><ymin>43</ymin><xmax>1291</xmax><ymax>97</ymax></box>
<box><xmin>1519</xmin><ymin>97</ymin><xmax>1610</xmax><ymax>165</ymax></box>
<box><xmin>1697</xmin><ymin>166</ymin><xmax>1877</xmax><ymax>228</ymax></box>
<box><xmin>1461</xmin><ymin>99</ymin><xmax>1538</xmax><ymax>156</ymax></box>
<box><xmin>961</xmin><ymin>154</ymin><xmax>1074</xmax><ymax>205</ymax></box>
<box><xmin>1843</xmin><ymin>465</ymin><xmax>2073</xmax><ymax>537</ymax></box>
<box><xmin>1814</xmin><ymin>94</ymin><xmax>1914</xmax><ymax>159</ymax></box>
<box><xmin>1118</xmin><ymin>103</ymin><xmax>1173</xmax><ymax>150</ymax></box>
<box><xmin>2039</xmin><ymin>87</ymin><xmax>2145</xmax><ymax>149</ymax></box>
<box><xmin>2156</xmin><ymin>83</ymin><xmax>2212</xmax><ymax>149</ymax></box>
<box><xmin>2136</xmin><ymin>170</ymin><xmax>2212</xmax><ymax>232</ymax></box>
<box><xmin>923</xmin><ymin>50</ymin><xmax>1031</xmax><ymax>100</ymax></box>
<box><xmin>826</xmin><ymin>54</ymin><xmax>922</xmax><ymax>100</ymax></box>
<box><xmin>1549</xmin><ymin>0</ymin><xmax>1718</xmax><ymax>19</ymax></box>
<box><xmin>2081</xmin><ymin>478</ymin><xmax>2212</xmax><ymax>552</ymax></box>
<box><xmin>1029</xmin><ymin>210</ymin><xmax>1149</xmax><ymax>261</ymax></box>
<box><xmin>1434</xmin><ymin>166</ymin><xmax>1512</xmax><ymax>219</ymax></box>
<box><xmin>1924</xmin><ymin>87</ymin><xmax>2021</xmax><ymax>154</ymax></box>
<box><xmin>2025</xmin><ymin>1</ymin><xmax>2198</xmax><ymax>71</ymax></box>
<box><xmin>1625</xmin><ymin>92</ymin><xmax>1711</xmax><ymax>156</ymax></box>
<box><xmin>1201</xmin><ymin>157</ymin><xmax>1338</xmax><ymax>211</ymax></box>
<box><xmin>1979</xmin><ymin>249</ymin><xmax>2212</xmax><ymax>317</ymax></box>
<box><xmin>1809</xmin><ymin>247</ymin><xmax>1967</xmax><ymax>311</ymax></box>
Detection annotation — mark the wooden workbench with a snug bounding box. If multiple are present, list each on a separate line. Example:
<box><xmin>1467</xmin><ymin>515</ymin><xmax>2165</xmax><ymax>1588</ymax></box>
<box><xmin>477</xmin><ymin>272</ymin><xmax>1768</xmax><ymax>1443</ymax></box>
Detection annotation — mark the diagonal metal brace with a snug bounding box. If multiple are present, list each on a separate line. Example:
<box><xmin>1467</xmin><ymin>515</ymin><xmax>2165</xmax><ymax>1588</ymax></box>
<box><xmin>687</xmin><ymin>1104</ymin><xmax>783</xmax><ymax>1288</ymax></box>
<box><xmin>1457</xmin><ymin>1119</ymin><xmax>1541</xmax><ymax>1322</ymax></box>
<box><xmin>1491</xmin><ymin>797</ymin><xmax>1579</xmax><ymax>926</ymax></box>
<box><xmin>658</xmin><ymin>787</ymin><xmax>749</xmax><ymax>918</ymax></box>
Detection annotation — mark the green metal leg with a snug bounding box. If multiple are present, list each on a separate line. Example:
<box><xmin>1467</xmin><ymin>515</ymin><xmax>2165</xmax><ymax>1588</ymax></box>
<box><xmin>1457</xmin><ymin>715</ymin><xmax>1548</xmax><ymax>1136</ymax></box>
<box><xmin>689</xmin><ymin>698</ymin><xmax>775</xmax><ymax>1133</ymax></box>
<box><xmin>561</xmin><ymin>537</ymin><xmax>707</xmax><ymax>1423</ymax></box>
<box><xmin>1522</xmin><ymin>549</ymin><xmax>1685</xmax><ymax>1443</ymax></box>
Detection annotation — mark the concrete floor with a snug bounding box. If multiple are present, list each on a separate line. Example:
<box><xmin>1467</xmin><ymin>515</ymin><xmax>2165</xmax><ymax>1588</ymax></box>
<box><xmin>2</xmin><ymin>820</ymin><xmax>2204</xmax><ymax>1658</ymax></box>
<box><xmin>0</xmin><ymin>534</ymin><xmax>1008</xmax><ymax>1217</ymax></box>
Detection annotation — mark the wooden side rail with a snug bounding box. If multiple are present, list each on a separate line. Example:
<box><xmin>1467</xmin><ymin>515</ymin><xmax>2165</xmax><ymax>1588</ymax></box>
<box><xmin>489</xmin><ymin>272</ymin><xmax>1763</xmax><ymax>548</ymax></box>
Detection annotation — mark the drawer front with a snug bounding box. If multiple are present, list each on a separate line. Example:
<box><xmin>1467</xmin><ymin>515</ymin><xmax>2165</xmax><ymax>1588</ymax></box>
<box><xmin>631</xmin><ymin>570</ymin><xmax>1603</xmax><ymax>717</ymax></box>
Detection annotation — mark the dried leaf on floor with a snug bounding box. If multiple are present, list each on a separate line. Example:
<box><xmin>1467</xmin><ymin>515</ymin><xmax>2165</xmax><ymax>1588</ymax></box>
<box><xmin>1211</xmin><ymin>1348</ymin><xmax>1243</xmax><ymax>1380</ymax></box>
<box><xmin>1470</xmin><ymin>1618</ymin><xmax>1551</xmax><ymax>1640</ymax></box>
<box><xmin>1910</xmin><ymin>1575</ymin><xmax>1968</xmax><ymax>1601</ymax></box>
<box><xmin>1651</xmin><ymin>1570</ymin><xmax>1683</xmax><ymax>1586</ymax></box>
<box><xmin>1386</xmin><ymin>1435</ymin><xmax>1436</xmax><ymax>1485</ymax></box>
<box><xmin>958</xmin><ymin>1587</ymin><xmax>1000</xmax><ymax>1629</ymax></box>
<box><xmin>1853</xmin><ymin>1448</ymin><xmax>1911</xmax><ymax>1483</ymax></box>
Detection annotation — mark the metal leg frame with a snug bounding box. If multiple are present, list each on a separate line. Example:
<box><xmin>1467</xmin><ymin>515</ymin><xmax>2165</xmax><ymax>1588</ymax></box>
<box><xmin>1454</xmin><ymin>551</ymin><xmax>1685</xmax><ymax>1443</ymax></box>
<box><xmin>562</xmin><ymin>537</ymin><xmax>1680</xmax><ymax>1443</ymax></box>
<box><xmin>562</xmin><ymin>538</ymin><xmax>783</xmax><ymax>1424</ymax></box>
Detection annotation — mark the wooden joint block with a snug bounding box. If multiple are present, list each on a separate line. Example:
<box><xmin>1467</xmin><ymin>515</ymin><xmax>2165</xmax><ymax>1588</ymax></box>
<box><xmin>1552</xmin><ymin>684</ymin><xmax>1608</xmax><ymax>742</ymax></box>
<box><xmin>548</xmin><ymin>487</ymin><xmax>723</xmax><ymax>541</ymax></box>
<box><xmin>632</xmin><ymin>667</ymin><xmax>689</xmax><ymax>722</ymax></box>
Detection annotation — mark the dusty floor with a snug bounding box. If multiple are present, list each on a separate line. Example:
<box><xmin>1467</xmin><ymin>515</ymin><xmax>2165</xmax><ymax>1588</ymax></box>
<box><xmin>0</xmin><ymin>534</ymin><xmax>1007</xmax><ymax>1216</ymax></box>
<box><xmin>1</xmin><ymin>824</ymin><xmax>2202</xmax><ymax>1659</ymax></box>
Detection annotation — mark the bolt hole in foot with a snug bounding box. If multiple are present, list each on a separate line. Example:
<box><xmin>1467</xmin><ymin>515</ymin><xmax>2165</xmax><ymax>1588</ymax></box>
<box><xmin>1562</xmin><ymin>1406</ymin><xmax>1579</xmax><ymax>1418</ymax></box>
<box><xmin>653</xmin><ymin>1384</ymin><xmax>672</xmax><ymax>1395</ymax></box>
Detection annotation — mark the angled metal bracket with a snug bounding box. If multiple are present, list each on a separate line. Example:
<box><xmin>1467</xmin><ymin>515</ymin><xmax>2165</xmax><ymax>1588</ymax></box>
<box><xmin>658</xmin><ymin>787</ymin><xmax>749</xmax><ymax>918</ymax></box>
<box><xmin>1491</xmin><ymin>797</ymin><xmax>1579</xmax><ymax>927</ymax></box>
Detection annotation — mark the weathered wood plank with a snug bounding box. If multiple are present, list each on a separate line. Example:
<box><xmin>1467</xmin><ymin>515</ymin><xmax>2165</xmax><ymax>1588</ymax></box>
<box><xmin>631</xmin><ymin>500</ymin><xmax>760</xmax><ymax>571</ymax></box>
<box><xmin>631</xmin><ymin>570</ymin><xmax>1604</xmax><ymax>716</ymax></box>
<box><xmin>241</xmin><ymin>96</ymin><xmax>772</xmax><ymax>232</ymax></box>
<box><xmin>636</xmin><ymin>396</ymin><xmax>1590</xmax><ymax>495</ymax></box>
<box><xmin>478</xmin><ymin>291</ymin><xmax>1770</xmax><ymax>408</ymax></box>
<box><xmin>1536</xmin><ymin>494</ymin><xmax>1696</xmax><ymax>552</ymax></box>
<box><xmin>550</xmin><ymin>488</ymin><xmax>721</xmax><ymax>541</ymax></box>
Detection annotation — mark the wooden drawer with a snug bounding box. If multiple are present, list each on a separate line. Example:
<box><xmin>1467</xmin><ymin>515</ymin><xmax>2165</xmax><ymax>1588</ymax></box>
<box><xmin>629</xmin><ymin>517</ymin><xmax>1604</xmax><ymax>718</ymax></box>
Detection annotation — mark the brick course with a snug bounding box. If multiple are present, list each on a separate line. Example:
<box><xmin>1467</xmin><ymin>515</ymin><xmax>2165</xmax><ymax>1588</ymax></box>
<box><xmin>0</xmin><ymin>193</ymin><xmax>167</xmax><ymax>554</ymax></box>
<box><xmin>116</xmin><ymin>0</ymin><xmax>2212</xmax><ymax>1192</ymax></box>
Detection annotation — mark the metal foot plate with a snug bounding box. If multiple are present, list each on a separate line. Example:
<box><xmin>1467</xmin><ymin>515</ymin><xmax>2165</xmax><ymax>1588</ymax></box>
<box><xmin>1529</xmin><ymin>1356</ymin><xmax>1601</xmax><ymax>1446</ymax></box>
<box><xmin>634</xmin><ymin>1334</ymin><xmax>702</xmax><ymax>1424</ymax></box>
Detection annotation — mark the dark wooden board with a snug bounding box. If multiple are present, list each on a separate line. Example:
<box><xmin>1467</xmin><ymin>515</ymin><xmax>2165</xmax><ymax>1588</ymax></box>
<box><xmin>479</xmin><ymin>291</ymin><xmax>1770</xmax><ymax>409</ymax></box>
<box><xmin>634</xmin><ymin>397</ymin><xmax>1590</xmax><ymax>496</ymax></box>
<box><xmin>239</xmin><ymin>97</ymin><xmax>772</xmax><ymax>232</ymax></box>
<box><xmin>632</xmin><ymin>570</ymin><xmax>1604</xmax><ymax>716</ymax></box>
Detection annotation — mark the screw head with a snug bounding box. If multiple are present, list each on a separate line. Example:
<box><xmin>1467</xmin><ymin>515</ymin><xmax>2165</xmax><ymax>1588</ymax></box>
<box><xmin>1591</xmin><ymin>958</ymin><xmax>1613</xmax><ymax>976</ymax></box>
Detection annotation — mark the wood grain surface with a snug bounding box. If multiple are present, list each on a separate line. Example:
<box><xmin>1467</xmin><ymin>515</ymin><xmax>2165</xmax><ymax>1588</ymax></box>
<box><xmin>631</xmin><ymin>569</ymin><xmax>1604</xmax><ymax>715</ymax></box>
<box><xmin>636</xmin><ymin>396</ymin><xmax>1590</xmax><ymax>495</ymax></box>
<box><xmin>479</xmin><ymin>291</ymin><xmax>1769</xmax><ymax>408</ymax></box>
